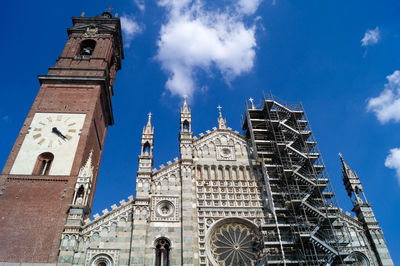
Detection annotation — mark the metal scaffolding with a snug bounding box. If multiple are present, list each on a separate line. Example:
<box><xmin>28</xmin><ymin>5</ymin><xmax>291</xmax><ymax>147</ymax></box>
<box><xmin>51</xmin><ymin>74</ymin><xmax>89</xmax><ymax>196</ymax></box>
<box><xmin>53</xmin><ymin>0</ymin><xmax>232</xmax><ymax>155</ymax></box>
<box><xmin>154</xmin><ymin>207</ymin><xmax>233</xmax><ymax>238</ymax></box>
<box><xmin>243</xmin><ymin>93</ymin><xmax>350</xmax><ymax>265</ymax></box>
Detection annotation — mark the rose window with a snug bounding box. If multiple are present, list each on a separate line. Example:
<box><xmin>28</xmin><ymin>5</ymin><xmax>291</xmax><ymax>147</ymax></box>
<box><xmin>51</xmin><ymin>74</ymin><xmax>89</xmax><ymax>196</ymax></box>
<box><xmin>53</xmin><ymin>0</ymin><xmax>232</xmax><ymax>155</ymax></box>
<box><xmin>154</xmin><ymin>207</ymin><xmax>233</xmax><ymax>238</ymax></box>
<box><xmin>156</xmin><ymin>200</ymin><xmax>174</xmax><ymax>217</ymax></box>
<box><xmin>210</xmin><ymin>222</ymin><xmax>261</xmax><ymax>265</ymax></box>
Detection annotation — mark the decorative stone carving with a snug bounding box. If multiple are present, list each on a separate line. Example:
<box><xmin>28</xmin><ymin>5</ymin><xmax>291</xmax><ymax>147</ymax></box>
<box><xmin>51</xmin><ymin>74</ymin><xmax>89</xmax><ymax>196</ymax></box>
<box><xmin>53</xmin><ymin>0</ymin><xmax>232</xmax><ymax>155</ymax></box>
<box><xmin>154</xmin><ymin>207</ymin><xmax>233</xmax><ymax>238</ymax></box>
<box><xmin>216</xmin><ymin>145</ymin><xmax>235</xmax><ymax>161</ymax></box>
<box><xmin>83</xmin><ymin>24</ymin><xmax>99</xmax><ymax>38</ymax></box>
<box><xmin>86</xmin><ymin>249</ymin><xmax>119</xmax><ymax>266</ymax></box>
<box><xmin>151</xmin><ymin>196</ymin><xmax>179</xmax><ymax>221</ymax></box>
<box><xmin>156</xmin><ymin>200</ymin><xmax>175</xmax><ymax>217</ymax></box>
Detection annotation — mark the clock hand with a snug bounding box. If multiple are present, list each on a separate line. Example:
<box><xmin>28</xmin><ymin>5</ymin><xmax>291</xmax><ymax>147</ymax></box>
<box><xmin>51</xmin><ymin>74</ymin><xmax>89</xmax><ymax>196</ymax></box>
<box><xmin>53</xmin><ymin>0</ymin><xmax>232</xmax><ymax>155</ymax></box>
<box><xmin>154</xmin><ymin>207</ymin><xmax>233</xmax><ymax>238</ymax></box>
<box><xmin>52</xmin><ymin>127</ymin><xmax>67</xmax><ymax>140</ymax></box>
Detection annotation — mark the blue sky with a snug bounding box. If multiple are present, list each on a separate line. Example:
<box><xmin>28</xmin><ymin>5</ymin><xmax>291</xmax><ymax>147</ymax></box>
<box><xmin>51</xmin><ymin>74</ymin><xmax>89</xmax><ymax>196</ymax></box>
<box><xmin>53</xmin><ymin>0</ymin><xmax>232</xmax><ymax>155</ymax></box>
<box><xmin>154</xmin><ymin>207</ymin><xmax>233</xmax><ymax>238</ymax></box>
<box><xmin>1</xmin><ymin>0</ymin><xmax>400</xmax><ymax>262</ymax></box>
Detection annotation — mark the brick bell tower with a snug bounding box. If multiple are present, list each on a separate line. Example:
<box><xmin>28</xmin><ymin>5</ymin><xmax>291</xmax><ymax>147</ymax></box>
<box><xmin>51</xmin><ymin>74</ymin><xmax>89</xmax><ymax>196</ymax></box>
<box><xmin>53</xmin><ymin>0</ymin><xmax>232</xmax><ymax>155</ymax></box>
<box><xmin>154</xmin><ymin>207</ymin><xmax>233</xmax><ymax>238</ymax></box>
<box><xmin>0</xmin><ymin>11</ymin><xmax>123</xmax><ymax>263</ymax></box>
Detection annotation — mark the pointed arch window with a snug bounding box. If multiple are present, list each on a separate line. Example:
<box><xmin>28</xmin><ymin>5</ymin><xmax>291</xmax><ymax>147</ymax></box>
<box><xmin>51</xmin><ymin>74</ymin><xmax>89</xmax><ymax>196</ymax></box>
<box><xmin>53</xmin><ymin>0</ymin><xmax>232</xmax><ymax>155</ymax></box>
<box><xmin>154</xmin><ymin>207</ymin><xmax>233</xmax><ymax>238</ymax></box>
<box><xmin>155</xmin><ymin>237</ymin><xmax>170</xmax><ymax>266</ymax></box>
<box><xmin>74</xmin><ymin>185</ymin><xmax>85</xmax><ymax>205</ymax></box>
<box><xmin>143</xmin><ymin>141</ymin><xmax>151</xmax><ymax>156</ymax></box>
<box><xmin>182</xmin><ymin>120</ymin><xmax>190</xmax><ymax>132</ymax></box>
<box><xmin>33</xmin><ymin>152</ymin><xmax>54</xmax><ymax>175</ymax></box>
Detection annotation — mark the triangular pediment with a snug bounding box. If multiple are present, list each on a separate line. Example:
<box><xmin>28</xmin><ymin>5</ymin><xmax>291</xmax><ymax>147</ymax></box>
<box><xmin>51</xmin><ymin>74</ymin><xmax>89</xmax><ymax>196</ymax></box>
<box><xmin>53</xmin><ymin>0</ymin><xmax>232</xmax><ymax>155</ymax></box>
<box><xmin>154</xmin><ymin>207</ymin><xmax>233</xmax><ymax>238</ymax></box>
<box><xmin>193</xmin><ymin>128</ymin><xmax>250</xmax><ymax>161</ymax></box>
<box><xmin>193</xmin><ymin>128</ymin><xmax>246</xmax><ymax>147</ymax></box>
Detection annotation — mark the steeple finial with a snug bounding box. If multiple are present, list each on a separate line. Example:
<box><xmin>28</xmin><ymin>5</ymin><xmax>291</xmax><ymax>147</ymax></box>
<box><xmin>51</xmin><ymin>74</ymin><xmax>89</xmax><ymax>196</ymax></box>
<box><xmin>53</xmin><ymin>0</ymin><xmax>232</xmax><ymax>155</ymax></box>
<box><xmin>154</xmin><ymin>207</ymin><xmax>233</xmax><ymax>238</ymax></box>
<box><xmin>339</xmin><ymin>152</ymin><xmax>353</xmax><ymax>176</ymax></box>
<box><xmin>181</xmin><ymin>96</ymin><xmax>190</xmax><ymax>113</ymax></box>
<box><xmin>249</xmin><ymin>97</ymin><xmax>255</xmax><ymax>109</ymax></box>
<box><xmin>143</xmin><ymin>112</ymin><xmax>154</xmax><ymax>134</ymax></box>
<box><xmin>217</xmin><ymin>105</ymin><xmax>227</xmax><ymax>129</ymax></box>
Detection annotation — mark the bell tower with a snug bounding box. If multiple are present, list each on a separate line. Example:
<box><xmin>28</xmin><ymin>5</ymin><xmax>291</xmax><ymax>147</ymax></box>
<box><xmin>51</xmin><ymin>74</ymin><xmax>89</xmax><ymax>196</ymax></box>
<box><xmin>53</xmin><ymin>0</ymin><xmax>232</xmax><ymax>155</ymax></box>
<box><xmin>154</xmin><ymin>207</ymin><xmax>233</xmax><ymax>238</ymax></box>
<box><xmin>179</xmin><ymin>97</ymin><xmax>199</xmax><ymax>265</ymax></box>
<box><xmin>0</xmin><ymin>12</ymin><xmax>123</xmax><ymax>264</ymax></box>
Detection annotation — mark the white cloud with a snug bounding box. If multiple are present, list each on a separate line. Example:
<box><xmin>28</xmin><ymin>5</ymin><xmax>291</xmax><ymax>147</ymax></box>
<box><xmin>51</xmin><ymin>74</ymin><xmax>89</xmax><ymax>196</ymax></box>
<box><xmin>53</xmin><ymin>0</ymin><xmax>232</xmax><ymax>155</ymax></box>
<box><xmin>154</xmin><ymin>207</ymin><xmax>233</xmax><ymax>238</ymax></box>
<box><xmin>120</xmin><ymin>15</ymin><xmax>143</xmax><ymax>48</ymax></box>
<box><xmin>367</xmin><ymin>70</ymin><xmax>400</xmax><ymax>123</ymax></box>
<box><xmin>237</xmin><ymin>0</ymin><xmax>263</xmax><ymax>15</ymax></box>
<box><xmin>134</xmin><ymin>0</ymin><xmax>145</xmax><ymax>11</ymax></box>
<box><xmin>156</xmin><ymin>0</ymin><xmax>259</xmax><ymax>98</ymax></box>
<box><xmin>361</xmin><ymin>27</ymin><xmax>380</xmax><ymax>47</ymax></box>
<box><xmin>385</xmin><ymin>148</ymin><xmax>400</xmax><ymax>183</ymax></box>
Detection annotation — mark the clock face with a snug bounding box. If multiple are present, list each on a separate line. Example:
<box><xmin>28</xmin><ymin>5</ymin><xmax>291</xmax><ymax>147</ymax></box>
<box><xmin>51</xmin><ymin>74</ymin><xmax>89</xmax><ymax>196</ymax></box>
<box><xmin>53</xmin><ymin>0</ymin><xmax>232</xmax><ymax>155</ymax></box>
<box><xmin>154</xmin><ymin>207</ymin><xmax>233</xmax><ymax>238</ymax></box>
<box><xmin>10</xmin><ymin>112</ymin><xmax>86</xmax><ymax>176</ymax></box>
<box><xmin>31</xmin><ymin>114</ymin><xmax>80</xmax><ymax>148</ymax></box>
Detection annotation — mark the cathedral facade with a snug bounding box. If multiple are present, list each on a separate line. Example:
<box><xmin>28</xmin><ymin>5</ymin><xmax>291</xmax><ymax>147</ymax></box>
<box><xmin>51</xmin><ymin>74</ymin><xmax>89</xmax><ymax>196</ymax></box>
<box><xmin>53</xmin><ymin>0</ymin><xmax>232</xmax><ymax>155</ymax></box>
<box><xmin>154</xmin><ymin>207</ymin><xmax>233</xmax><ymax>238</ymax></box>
<box><xmin>0</xmin><ymin>12</ymin><xmax>394</xmax><ymax>266</ymax></box>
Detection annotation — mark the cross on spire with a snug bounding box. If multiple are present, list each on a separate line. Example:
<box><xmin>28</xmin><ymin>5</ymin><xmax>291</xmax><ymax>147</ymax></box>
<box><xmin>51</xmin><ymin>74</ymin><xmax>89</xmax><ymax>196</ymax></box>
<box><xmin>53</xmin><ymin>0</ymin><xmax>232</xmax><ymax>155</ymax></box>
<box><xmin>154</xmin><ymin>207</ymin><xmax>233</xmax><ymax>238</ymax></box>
<box><xmin>147</xmin><ymin>112</ymin><xmax>152</xmax><ymax>125</ymax></box>
<box><xmin>106</xmin><ymin>5</ymin><xmax>113</xmax><ymax>13</ymax></box>
<box><xmin>144</xmin><ymin>112</ymin><xmax>153</xmax><ymax>134</ymax></box>
<box><xmin>217</xmin><ymin>105</ymin><xmax>226</xmax><ymax>129</ymax></box>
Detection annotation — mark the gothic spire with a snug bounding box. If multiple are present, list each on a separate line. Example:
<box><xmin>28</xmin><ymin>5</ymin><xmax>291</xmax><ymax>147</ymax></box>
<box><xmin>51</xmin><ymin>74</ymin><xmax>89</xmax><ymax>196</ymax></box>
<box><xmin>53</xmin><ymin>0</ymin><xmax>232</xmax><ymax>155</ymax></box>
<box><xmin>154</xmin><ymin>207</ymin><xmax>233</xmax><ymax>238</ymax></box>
<box><xmin>339</xmin><ymin>153</ymin><xmax>367</xmax><ymax>205</ymax></box>
<box><xmin>180</xmin><ymin>97</ymin><xmax>191</xmax><ymax>132</ymax></box>
<box><xmin>143</xmin><ymin>112</ymin><xmax>154</xmax><ymax>135</ymax></box>
<box><xmin>217</xmin><ymin>105</ymin><xmax>227</xmax><ymax>129</ymax></box>
<box><xmin>339</xmin><ymin>152</ymin><xmax>356</xmax><ymax>179</ymax></box>
<box><xmin>78</xmin><ymin>150</ymin><xmax>94</xmax><ymax>179</ymax></box>
<box><xmin>339</xmin><ymin>152</ymin><xmax>354</xmax><ymax>176</ymax></box>
<box><xmin>181</xmin><ymin>96</ymin><xmax>190</xmax><ymax>114</ymax></box>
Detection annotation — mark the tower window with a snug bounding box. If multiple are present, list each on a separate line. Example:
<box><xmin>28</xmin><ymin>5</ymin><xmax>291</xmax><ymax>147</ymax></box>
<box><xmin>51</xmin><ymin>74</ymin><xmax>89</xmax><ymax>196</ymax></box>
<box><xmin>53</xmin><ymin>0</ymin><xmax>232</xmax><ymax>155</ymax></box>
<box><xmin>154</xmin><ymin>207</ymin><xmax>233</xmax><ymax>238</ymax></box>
<box><xmin>33</xmin><ymin>152</ymin><xmax>54</xmax><ymax>175</ymax></box>
<box><xmin>79</xmin><ymin>39</ymin><xmax>96</xmax><ymax>58</ymax></box>
<box><xmin>155</xmin><ymin>237</ymin><xmax>171</xmax><ymax>266</ymax></box>
<box><xmin>182</xmin><ymin>120</ymin><xmax>190</xmax><ymax>131</ymax></box>
<box><xmin>74</xmin><ymin>185</ymin><xmax>85</xmax><ymax>205</ymax></box>
<box><xmin>143</xmin><ymin>142</ymin><xmax>151</xmax><ymax>156</ymax></box>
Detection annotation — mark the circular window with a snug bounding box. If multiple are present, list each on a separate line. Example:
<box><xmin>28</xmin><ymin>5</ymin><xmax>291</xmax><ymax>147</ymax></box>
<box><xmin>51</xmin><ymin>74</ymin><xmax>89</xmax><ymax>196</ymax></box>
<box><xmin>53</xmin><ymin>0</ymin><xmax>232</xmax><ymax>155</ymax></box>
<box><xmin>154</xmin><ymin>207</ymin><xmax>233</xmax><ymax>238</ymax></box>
<box><xmin>208</xmin><ymin>220</ymin><xmax>262</xmax><ymax>266</ymax></box>
<box><xmin>156</xmin><ymin>200</ymin><xmax>174</xmax><ymax>217</ymax></box>
<box><xmin>91</xmin><ymin>254</ymin><xmax>113</xmax><ymax>266</ymax></box>
<box><xmin>348</xmin><ymin>252</ymin><xmax>370</xmax><ymax>266</ymax></box>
